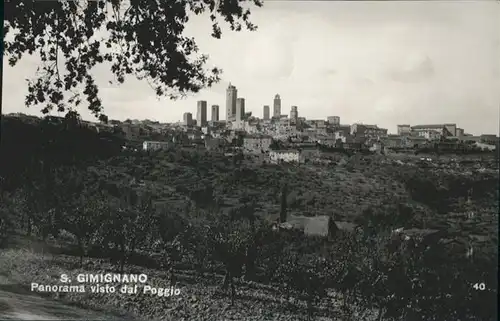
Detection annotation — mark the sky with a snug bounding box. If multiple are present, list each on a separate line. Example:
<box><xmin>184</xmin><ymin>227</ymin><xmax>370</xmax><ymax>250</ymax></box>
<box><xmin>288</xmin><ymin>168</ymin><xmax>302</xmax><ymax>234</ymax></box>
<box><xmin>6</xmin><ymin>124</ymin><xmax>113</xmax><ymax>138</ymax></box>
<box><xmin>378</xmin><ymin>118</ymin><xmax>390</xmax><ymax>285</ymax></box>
<box><xmin>3</xmin><ymin>0</ymin><xmax>500</xmax><ymax>135</ymax></box>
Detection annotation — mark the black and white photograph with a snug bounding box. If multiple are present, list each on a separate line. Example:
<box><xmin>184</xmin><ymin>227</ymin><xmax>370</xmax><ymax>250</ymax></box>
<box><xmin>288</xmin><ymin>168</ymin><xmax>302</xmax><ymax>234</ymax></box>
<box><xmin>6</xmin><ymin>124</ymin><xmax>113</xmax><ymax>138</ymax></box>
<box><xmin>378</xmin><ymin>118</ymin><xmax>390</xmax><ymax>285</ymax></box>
<box><xmin>1</xmin><ymin>0</ymin><xmax>499</xmax><ymax>320</ymax></box>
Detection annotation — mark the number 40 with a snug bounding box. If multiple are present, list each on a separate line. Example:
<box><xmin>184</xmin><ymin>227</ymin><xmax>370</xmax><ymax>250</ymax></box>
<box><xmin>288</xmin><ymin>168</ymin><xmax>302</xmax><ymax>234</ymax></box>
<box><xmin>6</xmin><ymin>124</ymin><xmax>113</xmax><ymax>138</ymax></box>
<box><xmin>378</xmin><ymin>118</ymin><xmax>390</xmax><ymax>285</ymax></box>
<box><xmin>473</xmin><ymin>283</ymin><xmax>486</xmax><ymax>290</ymax></box>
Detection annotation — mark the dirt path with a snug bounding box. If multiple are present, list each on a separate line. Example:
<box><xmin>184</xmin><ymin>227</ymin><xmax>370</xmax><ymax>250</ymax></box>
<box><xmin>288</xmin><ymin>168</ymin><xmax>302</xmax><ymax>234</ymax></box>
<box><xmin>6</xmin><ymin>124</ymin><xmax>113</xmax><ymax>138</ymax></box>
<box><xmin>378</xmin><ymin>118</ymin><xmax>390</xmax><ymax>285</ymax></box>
<box><xmin>0</xmin><ymin>276</ymin><xmax>129</xmax><ymax>320</ymax></box>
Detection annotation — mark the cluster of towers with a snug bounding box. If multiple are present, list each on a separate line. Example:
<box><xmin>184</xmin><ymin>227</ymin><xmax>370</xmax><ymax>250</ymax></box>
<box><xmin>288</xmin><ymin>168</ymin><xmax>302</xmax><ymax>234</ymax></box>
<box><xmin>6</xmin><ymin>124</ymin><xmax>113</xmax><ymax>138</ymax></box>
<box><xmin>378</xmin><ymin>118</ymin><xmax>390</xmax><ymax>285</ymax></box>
<box><xmin>183</xmin><ymin>101</ymin><xmax>219</xmax><ymax>127</ymax></box>
<box><xmin>182</xmin><ymin>83</ymin><xmax>244</xmax><ymax>127</ymax></box>
<box><xmin>263</xmin><ymin>94</ymin><xmax>283</xmax><ymax>120</ymax></box>
<box><xmin>263</xmin><ymin>94</ymin><xmax>298</xmax><ymax>123</ymax></box>
<box><xmin>182</xmin><ymin>83</ymin><xmax>302</xmax><ymax>126</ymax></box>
<box><xmin>226</xmin><ymin>83</ymin><xmax>245</xmax><ymax>122</ymax></box>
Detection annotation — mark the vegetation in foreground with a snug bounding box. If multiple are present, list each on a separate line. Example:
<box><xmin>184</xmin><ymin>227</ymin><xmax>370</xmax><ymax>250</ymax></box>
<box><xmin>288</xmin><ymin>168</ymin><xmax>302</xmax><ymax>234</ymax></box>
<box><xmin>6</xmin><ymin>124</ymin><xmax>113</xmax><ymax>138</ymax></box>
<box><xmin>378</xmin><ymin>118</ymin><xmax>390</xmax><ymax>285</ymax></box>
<box><xmin>0</xmin><ymin>117</ymin><xmax>497</xmax><ymax>321</ymax></box>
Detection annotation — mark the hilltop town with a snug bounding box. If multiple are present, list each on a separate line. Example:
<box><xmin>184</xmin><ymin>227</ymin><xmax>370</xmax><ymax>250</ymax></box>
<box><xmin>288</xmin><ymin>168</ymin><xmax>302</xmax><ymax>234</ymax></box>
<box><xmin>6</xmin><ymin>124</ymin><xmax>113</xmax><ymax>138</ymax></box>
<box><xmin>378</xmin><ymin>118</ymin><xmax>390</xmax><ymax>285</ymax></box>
<box><xmin>12</xmin><ymin>83</ymin><xmax>497</xmax><ymax>163</ymax></box>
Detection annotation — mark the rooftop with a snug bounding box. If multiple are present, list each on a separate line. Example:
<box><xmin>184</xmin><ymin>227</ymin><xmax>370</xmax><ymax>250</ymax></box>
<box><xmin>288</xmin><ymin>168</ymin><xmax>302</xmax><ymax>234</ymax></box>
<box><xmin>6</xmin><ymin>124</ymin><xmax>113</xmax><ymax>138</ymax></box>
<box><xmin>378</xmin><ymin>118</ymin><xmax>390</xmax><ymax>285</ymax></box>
<box><xmin>270</xmin><ymin>149</ymin><xmax>300</xmax><ymax>154</ymax></box>
<box><xmin>334</xmin><ymin>221</ymin><xmax>358</xmax><ymax>232</ymax></box>
<box><xmin>411</xmin><ymin>124</ymin><xmax>448</xmax><ymax>129</ymax></box>
<box><xmin>143</xmin><ymin>140</ymin><xmax>170</xmax><ymax>144</ymax></box>
<box><xmin>407</xmin><ymin>136</ymin><xmax>428</xmax><ymax>141</ymax></box>
<box><xmin>244</xmin><ymin>134</ymin><xmax>273</xmax><ymax>139</ymax></box>
<box><xmin>279</xmin><ymin>215</ymin><xmax>331</xmax><ymax>237</ymax></box>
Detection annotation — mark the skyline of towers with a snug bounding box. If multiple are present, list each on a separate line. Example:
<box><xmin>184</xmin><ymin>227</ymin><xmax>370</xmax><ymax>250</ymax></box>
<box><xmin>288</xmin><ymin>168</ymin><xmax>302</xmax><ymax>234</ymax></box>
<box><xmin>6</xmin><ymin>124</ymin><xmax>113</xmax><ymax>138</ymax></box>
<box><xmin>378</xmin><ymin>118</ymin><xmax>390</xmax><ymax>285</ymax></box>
<box><xmin>263</xmin><ymin>105</ymin><xmax>270</xmax><ymax>120</ymax></box>
<box><xmin>236</xmin><ymin>98</ymin><xmax>245</xmax><ymax>121</ymax></box>
<box><xmin>226</xmin><ymin>83</ymin><xmax>237</xmax><ymax>121</ymax></box>
<box><xmin>196</xmin><ymin>100</ymin><xmax>207</xmax><ymax>127</ymax></box>
<box><xmin>211</xmin><ymin>105</ymin><xmax>219</xmax><ymax>122</ymax></box>
<box><xmin>183</xmin><ymin>112</ymin><xmax>193</xmax><ymax>126</ymax></box>
<box><xmin>273</xmin><ymin>94</ymin><xmax>281</xmax><ymax>118</ymax></box>
<box><xmin>187</xmin><ymin>87</ymin><xmax>298</xmax><ymax>124</ymax></box>
<box><xmin>290</xmin><ymin>106</ymin><xmax>298</xmax><ymax>124</ymax></box>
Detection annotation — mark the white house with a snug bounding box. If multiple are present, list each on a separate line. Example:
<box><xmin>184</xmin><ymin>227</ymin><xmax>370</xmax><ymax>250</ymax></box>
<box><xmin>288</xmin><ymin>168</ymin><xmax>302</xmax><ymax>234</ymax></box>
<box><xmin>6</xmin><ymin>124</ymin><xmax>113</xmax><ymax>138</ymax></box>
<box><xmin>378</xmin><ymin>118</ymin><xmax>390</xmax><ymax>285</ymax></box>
<box><xmin>269</xmin><ymin>150</ymin><xmax>300</xmax><ymax>163</ymax></box>
<box><xmin>142</xmin><ymin>141</ymin><xmax>171</xmax><ymax>151</ymax></box>
<box><xmin>334</xmin><ymin>131</ymin><xmax>348</xmax><ymax>143</ymax></box>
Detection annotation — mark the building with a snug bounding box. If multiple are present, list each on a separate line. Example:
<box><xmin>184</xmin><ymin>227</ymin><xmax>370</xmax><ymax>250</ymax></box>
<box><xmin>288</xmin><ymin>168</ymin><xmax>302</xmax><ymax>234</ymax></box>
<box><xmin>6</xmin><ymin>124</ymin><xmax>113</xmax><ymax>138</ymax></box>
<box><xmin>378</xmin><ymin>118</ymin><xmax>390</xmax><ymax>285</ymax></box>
<box><xmin>404</xmin><ymin>136</ymin><xmax>429</xmax><ymax>148</ymax></box>
<box><xmin>187</xmin><ymin>131</ymin><xmax>202</xmax><ymax>141</ymax></box>
<box><xmin>336</xmin><ymin>125</ymin><xmax>351</xmax><ymax>136</ymax></box>
<box><xmin>443</xmin><ymin>124</ymin><xmax>457</xmax><ymax>137</ymax></box>
<box><xmin>274</xmin><ymin>215</ymin><xmax>357</xmax><ymax>239</ymax></box>
<box><xmin>276</xmin><ymin>215</ymin><xmax>334</xmax><ymax>238</ymax></box>
<box><xmin>299</xmin><ymin>146</ymin><xmax>321</xmax><ymax>163</ymax></box>
<box><xmin>183</xmin><ymin>112</ymin><xmax>193</xmax><ymax>126</ymax></box>
<box><xmin>305</xmin><ymin>119</ymin><xmax>327</xmax><ymax>130</ymax></box>
<box><xmin>410</xmin><ymin>124</ymin><xmax>456</xmax><ymax>139</ymax></box>
<box><xmin>196</xmin><ymin>101</ymin><xmax>207</xmax><ymax>127</ymax></box>
<box><xmin>243</xmin><ymin>134</ymin><xmax>273</xmax><ymax>153</ymax></box>
<box><xmin>344</xmin><ymin>136</ymin><xmax>367</xmax><ymax>149</ymax></box>
<box><xmin>369</xmin><ymin>142</ymin><xmax>384</xmax><ymax>153</ymax></box>
<box><xmin>455</xmin><ymin>128</ymin><xmax>464</xmax><ymax>137</ymax></box>
<box><xmin>397</xmin><ymin>124</ymin><xmax>411</xmax><ymax>136</ymax></box>
<box><xmin>461</xmin><ymin>135</ymin><xmax>481</xmax><ymax>143</ymax></box>
<box><xmin>318</xmin><ymin>136</ymin><xmax>338</xmax><ymax>147</ymax></box>
<box><xmin>269</xmin><ymin>150</ymin><xmax>300</xmax><ymax>163</ymax></box>
<box><xmin>226</xmin><ymin>83</ymin><xmax>237</xmax><ymax>121</ymax></box>
<box><xmin>351</xmin><ymin>124</ymin><xmax>388</xmax><ymax>138</ymax></box>
<box><xmin>290</xmin><ymin>106</ymin><xmax>298</xmax><ymax>124</ymax></box>
<box><xmin>273</xmin><ymin>94</ymin><xmax>281</xmax><ymax>118</ymax></box>
<box><xmin>142</xmin><ymin>141</ymin><xmax>171</xmax><ymax>151</ymax></box>
<box><xmin>381</xmin><ymin>135</ymin><xmax>406</xmax><ymax>149</ymax></box>
<box><xmin>333</xmin><ymin>130</ymin><xmax>349</xmax><ymax>143</ymax></box>
<box><xmin>393</xmin><ymin>228</ymin><xmax>444</xmax><ymax>247</ymax></box>
<box><xmin>479</xmin><ymin>134</ymin><xmax>498</xmax><ymax>145</ymax></box>
<box><xmin>263</xmin><ymin>105</ymin><xmax>270</xmax><ymax>120</ymax></box>
<box><xmin>327</xmin><ymin>116</ymin><xmax>340</xmax><ymax>126</ymax></box>
<box><xmin>236</xmin><ymin>98</ymin><xmax>245</xmax><ymax>121</ymax></box>
<box><xmin>120</xmin><ymin>123</ymin><xmax>142</xmax><ymax>139</ymax></box>
<box><xmin>211</xmin><ymin>105</ymin><xmax>219</xmax><ymax>122</ymax></box>
<box><xmin>268</xmin><ymin>148</ymin><xmax>320</xmax><ymax>164</ymax></box>
<box><xmin>205</xmin><ymin>137</ymin><xmax>226</xmax><ymax>151</ymax></box>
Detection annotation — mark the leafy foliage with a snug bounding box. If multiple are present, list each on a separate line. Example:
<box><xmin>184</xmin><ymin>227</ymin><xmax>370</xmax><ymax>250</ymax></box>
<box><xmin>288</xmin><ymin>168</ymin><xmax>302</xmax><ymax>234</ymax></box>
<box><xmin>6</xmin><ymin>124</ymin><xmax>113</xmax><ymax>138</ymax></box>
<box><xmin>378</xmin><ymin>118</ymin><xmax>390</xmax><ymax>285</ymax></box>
<box><xmin>0</xmin><ymin>192</ymin><xmax>20</xmax><ymax>248</ymax></box>
<box><xmin>4</xmin><ymin>0</ymin><xmax>263</xmax><ymax>120</ymax></box>
<box><xmin>103</xmin><ymin>189</ymin><xmax>155</xmax><ymax>272</ymax></box>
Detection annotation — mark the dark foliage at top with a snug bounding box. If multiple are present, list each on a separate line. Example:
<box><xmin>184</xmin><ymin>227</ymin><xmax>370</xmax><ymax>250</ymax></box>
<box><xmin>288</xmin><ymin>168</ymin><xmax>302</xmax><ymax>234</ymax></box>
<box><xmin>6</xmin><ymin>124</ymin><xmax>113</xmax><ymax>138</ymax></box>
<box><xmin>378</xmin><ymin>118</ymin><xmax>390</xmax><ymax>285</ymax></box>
<box><xmin>0</xmin><ymin>115</ymin><xmax>124</xmax><ymax>191</ymax></box>
<box><xmin>3</xmin><ymin>0</ymin><xmax>263</xmax><ymax>121</ymax></box>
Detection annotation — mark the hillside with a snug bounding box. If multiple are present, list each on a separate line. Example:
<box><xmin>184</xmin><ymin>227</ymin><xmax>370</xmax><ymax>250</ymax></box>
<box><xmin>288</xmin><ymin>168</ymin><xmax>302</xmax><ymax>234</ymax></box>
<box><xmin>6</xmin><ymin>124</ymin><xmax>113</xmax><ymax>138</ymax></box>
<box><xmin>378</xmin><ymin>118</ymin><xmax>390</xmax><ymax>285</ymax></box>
<box><xmin>0</xmin><ymin>117</ymin><xmax>497</xmax><ymax>321</ymax></box>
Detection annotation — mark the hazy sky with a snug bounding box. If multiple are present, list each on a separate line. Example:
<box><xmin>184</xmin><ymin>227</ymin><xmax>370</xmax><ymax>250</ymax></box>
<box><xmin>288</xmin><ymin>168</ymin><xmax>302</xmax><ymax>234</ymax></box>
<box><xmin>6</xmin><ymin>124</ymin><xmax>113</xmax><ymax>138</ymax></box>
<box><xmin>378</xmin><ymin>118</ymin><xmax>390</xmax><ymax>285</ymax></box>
<box><xmin>3</xmin><ymin>0</ymin><xmax>500</xmax><ymax>135</ymax></box>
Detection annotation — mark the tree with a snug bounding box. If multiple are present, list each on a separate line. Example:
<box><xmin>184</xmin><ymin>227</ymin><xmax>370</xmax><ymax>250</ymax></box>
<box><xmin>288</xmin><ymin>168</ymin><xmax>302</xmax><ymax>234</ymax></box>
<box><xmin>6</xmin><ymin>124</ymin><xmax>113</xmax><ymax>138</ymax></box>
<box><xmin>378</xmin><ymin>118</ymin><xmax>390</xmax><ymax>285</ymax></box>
<box><xmin>208</xmin><ymin>215</ymin><xmax>251</xmax><ymax>306</ymax></box>
<box><xmin>230</xmin><ymin>198</ymin><xmax>260</xmax><ymax>281</ymax></box>
<box><xmin>4</xmin><ymin>0</ymin><xmax>263</xmax><ymax>121</ymax></box>
<box><xmin>279</xmin><ymin>253</ymin><xmax>328</xmax><ymax>320</ymax></box>
<box><xmin>153</xmin><ymin>209</ymin><xmax>191</xmax><ymax>284</ymax></box>
<box><xmin>63</xmin><ymin>110</ymin><xmax>82</xmax><ymax>130</ymax></box>
<box><xmin>0</xmin><ymin>191</ymin><xmax>20</xmax><ymax>248</ymax></box>
<box><xmin>63</xmin><ymin>192</ymin><xmax>108</xmax><ymax>266</ymax></box>
<box><xmin>325</xmin><ymin>234</ymin><xmax>366</xmax><ymax>311</ymax></box>
<box><xmin>104</xmin><ymin>189</ymin><xmax>155</xmax><ymax>273</ymax></box>
<box><xmin>280</xmin><ymin>183</ymin><xmax>288</xmax><ymax>223</ymax></box>
<box><xmin>22</xmin><ymin>163</ymin><xmax>63</xmax><ymax>239</ymax></box>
